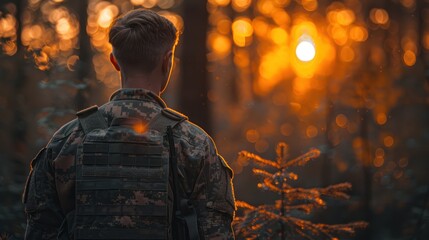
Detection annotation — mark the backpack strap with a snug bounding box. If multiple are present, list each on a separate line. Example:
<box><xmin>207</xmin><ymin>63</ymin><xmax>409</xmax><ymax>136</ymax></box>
<box><xmin>146</xmin><ymin>108</ymin><xmax>188</xmax><ymax>132</ymax></box>
<box><xmin>147</xmin><ymin>109</ymin><xmax>200</xmax><ymax>239</ymax></box>
<box><xmin>167</xmin><ymin>126</ymin><xmax>200</xmax><ymax>240</ymax></box>
<box><xmin>76</xmin><ymin>105</ymin><xmax>108</xmax><ymax>134</ymax></box>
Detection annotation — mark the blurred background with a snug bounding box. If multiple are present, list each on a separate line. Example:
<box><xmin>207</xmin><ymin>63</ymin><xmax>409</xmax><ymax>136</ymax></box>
<box><xmin>0</xmin><ymin>0</ymin><xmax>428</xmax><ymax>239</ymax></box>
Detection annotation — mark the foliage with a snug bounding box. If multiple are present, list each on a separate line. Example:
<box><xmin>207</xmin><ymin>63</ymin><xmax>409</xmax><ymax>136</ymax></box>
<box><xmin>234</xmin><ymin>142</ymin><xmax>367</xmax><ymax>239</ymax></box>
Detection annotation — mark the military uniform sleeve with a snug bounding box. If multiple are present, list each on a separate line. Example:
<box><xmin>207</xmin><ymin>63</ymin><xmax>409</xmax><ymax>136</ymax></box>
<box><xmin>22</xmin><ymin>147</ymin><xmax>63</xmax><ymax>239</ymax></box>
<box><xmin>197</xmin><ymin>138</ymin><xmax>236</xmax><ymax>239</ymax></box>
<box><xmin>22</xmin><ymin>123</ymin><xmax>74</xmax><ymax>240</ymax></box>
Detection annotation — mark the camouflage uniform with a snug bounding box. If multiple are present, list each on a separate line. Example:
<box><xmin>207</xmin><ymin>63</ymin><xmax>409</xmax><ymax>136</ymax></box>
<box><xmin>23</xmin><ymin>88</ymin><xmax>236</xmax><ymax>239</ymax></box>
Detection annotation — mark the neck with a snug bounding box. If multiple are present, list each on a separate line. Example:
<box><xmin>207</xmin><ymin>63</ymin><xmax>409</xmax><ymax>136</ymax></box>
<box><xmin>120</xmin><ymin>72</ymin><xmax>161</xmax><ymax>95</ymax></box>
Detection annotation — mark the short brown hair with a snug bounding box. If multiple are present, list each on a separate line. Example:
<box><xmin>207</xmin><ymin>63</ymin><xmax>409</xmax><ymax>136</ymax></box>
<box><xmin>109</xmin><ymin>9</ymin><xmax>178</xmax><ymax>73</ymax></box>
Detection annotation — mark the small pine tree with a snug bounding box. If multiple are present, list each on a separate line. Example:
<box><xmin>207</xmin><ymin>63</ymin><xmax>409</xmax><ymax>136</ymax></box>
<box><xmin>234</xmin><ymin>142</ymin><xmax>367</xmax><ymax>239</ymax></box>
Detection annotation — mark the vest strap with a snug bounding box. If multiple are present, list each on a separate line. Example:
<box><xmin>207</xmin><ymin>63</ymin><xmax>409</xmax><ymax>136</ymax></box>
<box><xmin>76</xmin><ymin>105</ymin><xmax>108</xmax><ymax>134</ymax></box>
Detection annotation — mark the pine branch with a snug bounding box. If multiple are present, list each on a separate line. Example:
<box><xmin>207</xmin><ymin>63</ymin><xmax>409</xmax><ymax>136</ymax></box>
<box><xmin>238</xmin><ymin>151</ymin><xmax>280</xmax><ymax>169</ymax></box>
<box><xmin>234</xmin><ymin>143</ymin><xmax>366</xmax><ymax>239</ymax></box>
<box><xmin>283</xmin><ymin>148</ymin><xmax>321</xmax><ymax>168</ymax></box>
<box><xmin>276</xmin><ymin>142</ymin><xmax>289</xmax><ymax>167</ymax></box>
<box><xmin>316</xmin><ymin>182</ymin><xmax>352</xmax><ymax>200</ymax></box>
<box><xmin>275</xmin><ymin>200</ymin><xmax>315</xmax><ymax>214</ymax></box>
<box><xmin>315</xmin><ymin>222</ymin><xmax>369</xmax><ymax>235</ymax></box>
<box><xmin>236</xmin><ymin>200</ymin><xmax>255</xmax><ymax>210</ymax></box>
<box><xmin>252</xmin><ymin>168</ymin><xmax>274</xmax><ymax>179</ymax></box>
<box><xmin>260</xmin><ymin>177</ymin><xmax>283</xmax><ymax>193</ymax></box>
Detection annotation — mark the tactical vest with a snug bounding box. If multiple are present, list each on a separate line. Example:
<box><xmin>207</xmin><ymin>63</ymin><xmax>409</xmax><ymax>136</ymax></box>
<box><xmin>74</xmin><ymin>106</ymin><xmax>186</xmax><ymax>240</ymax></box>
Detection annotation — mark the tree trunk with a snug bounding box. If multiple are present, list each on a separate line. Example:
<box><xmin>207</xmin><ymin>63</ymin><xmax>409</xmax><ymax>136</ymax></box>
<box><xmin>11</xmin><ymin>0</ymin><xmax>28</xmax><ymax>170</ymax></box>
<box><xmin>71</xmin><ymin>0</ymin><xmax>93</xmax><ymax>110</ymax></box>
<box><xmin>180</xmin><ymin>0</ymin><xmax>211</xmax><ymax>134</ymax></box>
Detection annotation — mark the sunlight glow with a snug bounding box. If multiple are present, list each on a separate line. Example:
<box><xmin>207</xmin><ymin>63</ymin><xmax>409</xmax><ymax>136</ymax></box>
<box><xmin>295</xmin><ymin>38</ymin><xmax>316</xmax><ymax>62</ymax></box>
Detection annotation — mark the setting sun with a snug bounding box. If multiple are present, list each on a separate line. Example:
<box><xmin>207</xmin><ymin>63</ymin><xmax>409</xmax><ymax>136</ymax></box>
<box><xmin>295</xmin><ymin>38</ymin><xmax>316</xmax><ymax>62</ymax></box>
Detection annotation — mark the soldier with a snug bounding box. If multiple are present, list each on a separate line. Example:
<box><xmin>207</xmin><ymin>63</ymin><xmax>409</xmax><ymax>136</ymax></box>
<box><xmin>23</xmin><ymin>9</ymin><xmax>236</xmax><ymax>239</ymax></box>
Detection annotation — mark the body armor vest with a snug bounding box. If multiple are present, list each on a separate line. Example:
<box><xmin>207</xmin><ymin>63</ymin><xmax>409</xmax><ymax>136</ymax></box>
<box><xmin>74</xmin><ymin>106</ymin><xmax>186</xmax><ymax>240</ymax></box>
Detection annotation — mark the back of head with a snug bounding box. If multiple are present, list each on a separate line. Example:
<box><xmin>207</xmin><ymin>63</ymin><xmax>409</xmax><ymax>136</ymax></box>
<box><xmin>109</xmin><ymin>9</ymin><xmax>178</xmax><ymax>73</ymax></box>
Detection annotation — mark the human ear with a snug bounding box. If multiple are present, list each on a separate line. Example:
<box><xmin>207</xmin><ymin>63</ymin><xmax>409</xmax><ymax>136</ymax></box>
<box><xmin>162</xmin><ymin>51</ymin><xmax>173</xmax><ymax>76</ymax></box>
<box><xmin>110</xmin><ymin>53</ymin><xmax>121</xmax><ymax>71</ymax></box>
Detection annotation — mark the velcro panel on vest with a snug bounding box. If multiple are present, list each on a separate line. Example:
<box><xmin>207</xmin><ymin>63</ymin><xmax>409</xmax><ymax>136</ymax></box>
<box><xmin>76</xmin><ymin>179</ymin><xmax>166</xmax><ymax>191</ymax></box>
<box><xmin>76</xmin><ymin>205</ymin><xmax>166</xmax><ymax>216</ymax></box>
<box><xmin>79</xmin><ymin>164</ymin><xmax>167</xmax><ymax>178</ymax></box>
<box><xmin>82</xmin><ymin>154</ymin><xmax>162</xmax><ymax>167</ymax></box>
<box><xmin>76</xmin><ymin>228</ymin><xmax>167</xmax><ymax>240</ymax></box>
<box><xmin>82</xmin><ymin>143</ymin><xmax>162</xmax><ymax>155</ymax></box>
<box><xmin>76</xmin><ymin>140</ymin><xmax>169</xmax><ymax>239</ymax></box>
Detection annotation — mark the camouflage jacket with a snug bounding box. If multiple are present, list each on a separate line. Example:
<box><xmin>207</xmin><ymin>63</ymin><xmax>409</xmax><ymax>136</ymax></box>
<box><xmin>23</xmin><ymin>88</ymin><xmax>236</xmax><ymax>239</ymax></box>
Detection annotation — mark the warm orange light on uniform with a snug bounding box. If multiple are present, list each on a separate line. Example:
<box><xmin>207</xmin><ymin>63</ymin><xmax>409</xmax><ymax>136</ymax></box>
<box><xmin>133</xmin><ymin>123</ymin><xmax>147</xmax><ymax>134</ymax></box>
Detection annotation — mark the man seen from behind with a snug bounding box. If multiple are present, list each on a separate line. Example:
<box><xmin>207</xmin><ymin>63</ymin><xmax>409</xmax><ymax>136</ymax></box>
<box><xmin>23</xmin><ymin>9</ymin><xmax>236</xmax><ymax>240</ymax></box>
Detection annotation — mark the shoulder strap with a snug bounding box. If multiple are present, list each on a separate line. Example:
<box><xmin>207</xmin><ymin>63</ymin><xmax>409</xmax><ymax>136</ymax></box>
<box><xmin>76</xmin><ymin>105</ymin><xmax>108</xmax><ymax>134</ymax></box>
<box><xmin>146</xmin><ymin>108</ymin><xmax>188</xmax><ymax>132</ymax></box>
<box><xmin>167</xmin><ymin>127</ymin><xmax>200</xmax><ymax>240</ymax></box>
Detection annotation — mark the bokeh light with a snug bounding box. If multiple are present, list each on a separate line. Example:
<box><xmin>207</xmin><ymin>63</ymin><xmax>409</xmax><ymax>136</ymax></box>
<box><xmin>296</xmin><ymin>38</ymin><xmax>316</xmax><ymax>62</ymax></box>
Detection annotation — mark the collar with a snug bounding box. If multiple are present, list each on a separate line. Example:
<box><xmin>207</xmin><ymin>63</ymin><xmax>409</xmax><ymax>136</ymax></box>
<box><xmin>109</xmin><ymin>88</ymin><xmax>167</xmax><ymax>108</ymax></box>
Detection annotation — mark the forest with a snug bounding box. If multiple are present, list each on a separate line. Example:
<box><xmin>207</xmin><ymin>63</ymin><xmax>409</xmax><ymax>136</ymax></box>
<box><xmin>0</xmin><ymin>0</ymin><xmax>428</xmax><ymax>239</ymax></box>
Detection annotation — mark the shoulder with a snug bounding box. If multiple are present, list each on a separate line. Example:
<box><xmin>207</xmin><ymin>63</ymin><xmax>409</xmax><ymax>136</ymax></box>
<box><xmin>49</xmin><ymin>119</ymin><xmax>80</xmax><ymax>143</ymax></box>
<box><xmin>175</xmin><ymin>117</ymin><xmax>217</xmax><ymax>154</ymax></box>
<box><xmin>47</xmin><ymin>118</ymin><xmax>80</xmax><ymax>152</ymax></box>
<box><xmin>165</xmin><ymin>108</ymin><xmax>214</xmax><ymax>151</ymax></box>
